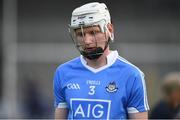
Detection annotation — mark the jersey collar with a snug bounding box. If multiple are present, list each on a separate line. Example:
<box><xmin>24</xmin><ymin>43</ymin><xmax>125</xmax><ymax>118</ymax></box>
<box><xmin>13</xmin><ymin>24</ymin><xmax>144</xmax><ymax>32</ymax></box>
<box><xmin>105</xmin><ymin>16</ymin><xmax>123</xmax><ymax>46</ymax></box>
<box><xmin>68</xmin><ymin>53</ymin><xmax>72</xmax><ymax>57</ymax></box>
<box><xmin>80</xmin><ymin>50</ymin><xmax>118</xmax><ymax>73</ymax></box>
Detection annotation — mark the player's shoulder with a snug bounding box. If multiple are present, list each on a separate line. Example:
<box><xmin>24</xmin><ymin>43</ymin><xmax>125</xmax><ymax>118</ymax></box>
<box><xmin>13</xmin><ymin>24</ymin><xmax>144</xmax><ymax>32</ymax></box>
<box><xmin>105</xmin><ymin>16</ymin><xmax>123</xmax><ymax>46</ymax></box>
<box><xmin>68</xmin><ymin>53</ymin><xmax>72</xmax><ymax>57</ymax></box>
<box><xmin>56</xmin><ymin>56</ymin><xmax>81</xmax><ymax>71</ymax></box>
<box><xmin>116</xmin><ymin>55</ymin><xmax>144</xmax><ymax>76</ymax></box>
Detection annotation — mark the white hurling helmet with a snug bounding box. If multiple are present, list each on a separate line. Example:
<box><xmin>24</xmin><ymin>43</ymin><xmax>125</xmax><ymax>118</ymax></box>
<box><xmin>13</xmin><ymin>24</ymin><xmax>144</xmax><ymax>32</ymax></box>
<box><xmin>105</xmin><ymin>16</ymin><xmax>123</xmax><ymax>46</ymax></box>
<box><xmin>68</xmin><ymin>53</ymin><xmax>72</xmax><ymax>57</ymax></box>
<box><xmin>69</xmin><ymin>2</ymin><xmax>114</xmax><ymax>41</ymax></box>
<box><xmin>69</xmin><ymin>2</ymin><xmax>114</xmax><ymax>60</ymax></box>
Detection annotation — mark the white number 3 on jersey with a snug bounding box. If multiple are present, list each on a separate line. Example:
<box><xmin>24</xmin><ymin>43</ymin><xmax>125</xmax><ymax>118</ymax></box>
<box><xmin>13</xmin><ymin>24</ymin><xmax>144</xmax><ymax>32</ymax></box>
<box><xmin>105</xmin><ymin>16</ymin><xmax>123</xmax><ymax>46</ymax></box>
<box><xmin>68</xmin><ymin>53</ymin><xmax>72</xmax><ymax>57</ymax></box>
<box><xmin>88</xmin><ymin>86</ymin><xmax>96</xmax><ymax>95</ymax></box>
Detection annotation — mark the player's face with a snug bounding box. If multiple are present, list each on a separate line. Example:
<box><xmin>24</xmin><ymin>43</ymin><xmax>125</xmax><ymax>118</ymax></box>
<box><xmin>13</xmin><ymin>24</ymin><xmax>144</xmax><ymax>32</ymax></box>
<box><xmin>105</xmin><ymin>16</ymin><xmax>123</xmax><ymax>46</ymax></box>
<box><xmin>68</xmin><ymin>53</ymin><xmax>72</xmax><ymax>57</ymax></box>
<box><xmin>75</xmin><ymin>26</ymin><xmax>108</xmax><ymax>53</ymax></box>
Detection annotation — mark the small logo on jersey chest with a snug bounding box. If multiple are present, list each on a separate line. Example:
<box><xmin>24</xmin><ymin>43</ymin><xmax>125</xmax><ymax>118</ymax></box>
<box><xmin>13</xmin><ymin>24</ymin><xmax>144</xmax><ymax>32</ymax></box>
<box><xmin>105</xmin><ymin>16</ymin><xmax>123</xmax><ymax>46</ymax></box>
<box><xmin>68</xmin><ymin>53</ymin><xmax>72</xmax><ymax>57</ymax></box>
<box><xmin>106</xmin><ymin>81</ymin><xmax>118</xmax><ymax>93</ymax></box>
<box><xmin>67</xmin><ymin>83</ymin><xmax>80</xmax><ymax>90</ymax></box>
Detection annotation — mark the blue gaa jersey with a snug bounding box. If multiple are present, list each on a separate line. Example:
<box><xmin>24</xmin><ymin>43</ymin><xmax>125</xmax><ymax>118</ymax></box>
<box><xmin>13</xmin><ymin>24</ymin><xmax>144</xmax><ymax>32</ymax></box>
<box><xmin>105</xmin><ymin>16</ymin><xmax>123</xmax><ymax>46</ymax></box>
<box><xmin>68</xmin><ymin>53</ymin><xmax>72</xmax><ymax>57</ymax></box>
<box><xmin>54</xmin><ymin>51</ymin><xmax>149</xmax><ymax>119</ymax></box>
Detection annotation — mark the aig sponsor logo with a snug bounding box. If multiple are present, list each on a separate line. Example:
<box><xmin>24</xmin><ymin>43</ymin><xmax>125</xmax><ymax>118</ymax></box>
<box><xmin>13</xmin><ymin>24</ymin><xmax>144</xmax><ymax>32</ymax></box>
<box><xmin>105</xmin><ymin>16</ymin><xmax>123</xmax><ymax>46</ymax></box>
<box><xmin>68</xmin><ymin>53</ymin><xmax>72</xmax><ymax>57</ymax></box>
<box><xmin>67</xmin><ymin>83</ymin><xmax>80</xmax><ymax>90</ymax></box>
<box><xmin>70</xmin><ymin>98</ymin><xmax>111</xmax><ymax>119</ymax></box>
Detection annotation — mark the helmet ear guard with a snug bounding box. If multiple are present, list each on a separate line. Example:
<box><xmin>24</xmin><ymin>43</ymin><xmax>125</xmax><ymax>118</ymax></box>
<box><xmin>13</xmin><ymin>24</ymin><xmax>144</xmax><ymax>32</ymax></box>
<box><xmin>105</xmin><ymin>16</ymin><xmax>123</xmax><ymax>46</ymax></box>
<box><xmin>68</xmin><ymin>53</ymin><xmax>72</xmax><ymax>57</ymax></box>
<box><xmin>104</xmin><ymin>24</ymin><xmax>114</xmax><ymax>42</ymax></box>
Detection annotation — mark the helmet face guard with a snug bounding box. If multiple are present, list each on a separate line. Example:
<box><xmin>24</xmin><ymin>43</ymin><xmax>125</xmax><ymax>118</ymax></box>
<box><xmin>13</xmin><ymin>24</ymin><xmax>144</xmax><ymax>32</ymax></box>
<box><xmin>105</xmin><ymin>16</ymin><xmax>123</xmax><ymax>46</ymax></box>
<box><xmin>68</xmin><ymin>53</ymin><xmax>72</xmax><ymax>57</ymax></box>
<box><xmin>69</xmin><ymin>24</ymin><xmax>110</xmax><ymax>60</ymax></box>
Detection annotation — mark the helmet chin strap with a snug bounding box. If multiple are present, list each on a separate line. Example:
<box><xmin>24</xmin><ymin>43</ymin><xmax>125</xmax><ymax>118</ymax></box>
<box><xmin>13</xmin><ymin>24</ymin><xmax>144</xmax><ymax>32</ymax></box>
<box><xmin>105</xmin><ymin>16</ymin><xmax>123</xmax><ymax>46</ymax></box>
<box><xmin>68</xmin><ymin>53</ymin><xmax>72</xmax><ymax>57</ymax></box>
<box><xmin>80</xmin><ymin>39</ymin><xmax>110</xmax><ymax>60</ymax></box>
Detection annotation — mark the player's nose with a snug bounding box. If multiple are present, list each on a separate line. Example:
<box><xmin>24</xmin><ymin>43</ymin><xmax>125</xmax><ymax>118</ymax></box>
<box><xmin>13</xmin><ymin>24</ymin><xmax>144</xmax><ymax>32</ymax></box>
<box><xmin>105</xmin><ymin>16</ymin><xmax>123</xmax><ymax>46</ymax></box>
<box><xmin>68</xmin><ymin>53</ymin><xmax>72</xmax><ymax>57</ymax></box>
<box><xmin>83</xmin><ymin>33</ymin><xmax>94</xmax><ymax>45</ymax></box>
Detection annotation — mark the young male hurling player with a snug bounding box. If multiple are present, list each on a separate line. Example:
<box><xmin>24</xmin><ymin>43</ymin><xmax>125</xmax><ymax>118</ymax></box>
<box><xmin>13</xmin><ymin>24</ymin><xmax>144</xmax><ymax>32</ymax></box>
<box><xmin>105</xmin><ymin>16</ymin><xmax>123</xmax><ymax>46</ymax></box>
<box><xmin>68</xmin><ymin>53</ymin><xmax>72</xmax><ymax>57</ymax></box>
<box><xmin>54</xmin><ymin>2</ymin><xmax>149</xmax><ymax>119</ymax></box>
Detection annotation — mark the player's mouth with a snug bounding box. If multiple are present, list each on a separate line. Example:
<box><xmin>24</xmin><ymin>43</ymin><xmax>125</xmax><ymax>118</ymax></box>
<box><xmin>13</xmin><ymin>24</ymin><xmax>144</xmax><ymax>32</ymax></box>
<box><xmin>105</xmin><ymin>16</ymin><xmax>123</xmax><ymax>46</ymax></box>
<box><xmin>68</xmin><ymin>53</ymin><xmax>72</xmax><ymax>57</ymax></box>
<box><xmin>84</xmin><ymin>47</ymin><xmax>96</xmax><ymax>52</ymax></box>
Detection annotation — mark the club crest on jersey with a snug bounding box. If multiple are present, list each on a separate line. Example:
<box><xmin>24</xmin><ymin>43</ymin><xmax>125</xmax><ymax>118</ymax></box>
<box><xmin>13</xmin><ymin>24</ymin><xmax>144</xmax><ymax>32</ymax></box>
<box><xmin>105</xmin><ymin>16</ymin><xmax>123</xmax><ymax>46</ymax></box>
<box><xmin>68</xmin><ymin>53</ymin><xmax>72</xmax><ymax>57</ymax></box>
<box><xmin>106</xmin><ymin>81</ymin><xmax>118</xmax><ymax>93</ymax></box>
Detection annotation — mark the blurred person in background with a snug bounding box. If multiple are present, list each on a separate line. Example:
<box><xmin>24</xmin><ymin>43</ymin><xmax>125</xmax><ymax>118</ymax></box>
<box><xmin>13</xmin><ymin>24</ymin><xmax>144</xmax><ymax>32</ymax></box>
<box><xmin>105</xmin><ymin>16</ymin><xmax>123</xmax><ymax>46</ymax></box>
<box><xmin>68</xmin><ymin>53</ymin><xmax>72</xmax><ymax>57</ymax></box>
<box><xmin>23</xmin><ymin>78</ymin><xmax>47</xmax><ymax>118</ymax></box>
<box><xmin>53</xmin><ymin>2</ymin><xmax>149</xmax><ymax>119</ymax></box>
<box><xmin>150</xmin><ymin>72</ymin><xmax>180</xmax><ymax>119</ymax></box>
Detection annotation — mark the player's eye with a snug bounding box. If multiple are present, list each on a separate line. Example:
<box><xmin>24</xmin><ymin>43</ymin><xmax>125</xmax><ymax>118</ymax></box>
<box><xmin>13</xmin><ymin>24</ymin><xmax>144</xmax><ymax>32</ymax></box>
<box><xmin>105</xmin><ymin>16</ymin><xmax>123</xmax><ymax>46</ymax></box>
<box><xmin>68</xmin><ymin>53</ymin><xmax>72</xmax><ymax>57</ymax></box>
<box><xmin>89</xmin><ymin>30</ymin><xmax>100</xmax><ymax>35</ymax></box>
<box><xmin>89</xmin><ymin>31</ymin><xmax>95</xmax><ymax>35</ymax></box>
<box><xmin>76</xmin><ymin>32</ymin><xmax>84</xmax><ymax>37</ymax></box>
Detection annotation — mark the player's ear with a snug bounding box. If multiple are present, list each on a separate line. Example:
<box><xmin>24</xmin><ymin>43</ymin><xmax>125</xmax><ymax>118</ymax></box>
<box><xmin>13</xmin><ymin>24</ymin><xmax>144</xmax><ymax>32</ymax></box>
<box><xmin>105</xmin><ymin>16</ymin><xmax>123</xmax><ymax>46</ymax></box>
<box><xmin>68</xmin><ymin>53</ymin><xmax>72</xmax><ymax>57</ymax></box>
<box><xmin>107</xmin><ymin>23</ymin><xmax>114</xmax><ymax>33</ymax></box>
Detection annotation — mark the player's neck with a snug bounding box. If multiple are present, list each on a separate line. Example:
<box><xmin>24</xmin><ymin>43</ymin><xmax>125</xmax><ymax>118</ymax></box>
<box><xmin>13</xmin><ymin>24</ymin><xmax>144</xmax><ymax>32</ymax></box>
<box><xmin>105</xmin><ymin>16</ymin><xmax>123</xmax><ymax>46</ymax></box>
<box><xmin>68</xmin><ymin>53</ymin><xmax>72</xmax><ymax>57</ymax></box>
<box><xmin>85</xmin><ymin>48</ymin><xmax>111</xmax><ymax>69</ymax></box>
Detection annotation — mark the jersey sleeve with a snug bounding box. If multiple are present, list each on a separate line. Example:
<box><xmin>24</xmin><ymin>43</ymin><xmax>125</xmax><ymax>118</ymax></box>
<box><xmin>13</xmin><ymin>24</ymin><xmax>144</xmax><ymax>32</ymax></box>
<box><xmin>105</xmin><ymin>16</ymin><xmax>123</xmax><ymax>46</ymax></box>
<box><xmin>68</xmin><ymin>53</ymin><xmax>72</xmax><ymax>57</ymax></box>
<box><xmin>53</xmin><ymin>68</ymin><xmax>68</xmax><ymax>108</ymax></box>
<box><xmin>127</xmin><ymin>71</ymin><xmax>149</xmax><ymax>113</ymax></box>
